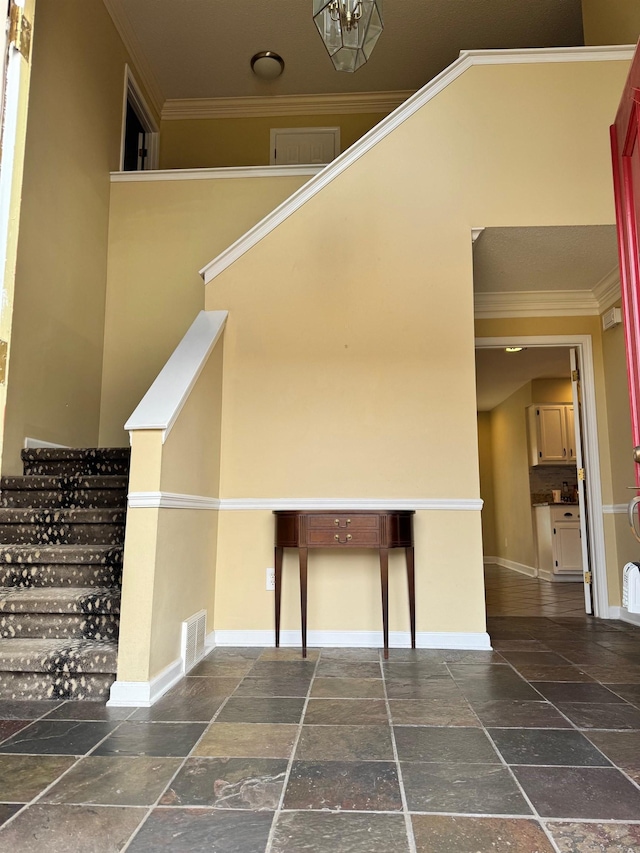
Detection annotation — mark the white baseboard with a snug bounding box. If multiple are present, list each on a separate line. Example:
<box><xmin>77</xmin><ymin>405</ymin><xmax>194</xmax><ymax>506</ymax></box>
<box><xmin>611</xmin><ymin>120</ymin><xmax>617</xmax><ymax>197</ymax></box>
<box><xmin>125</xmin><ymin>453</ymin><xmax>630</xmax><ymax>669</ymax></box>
<box><xmin>538</xmin><ymin>568</ymin><xmax>582</xmax><ymax>583</ymax></box>
<box><xmin>213</xmin><ymin>629</ymin><xmax>492</xmax><ymax>650</ymax></box>
<box><xmin>493</xmin><ymin>558</ymin><xmax>538</xmax><ymax>578</ymax></box>
<box><xmin>24</xmin><ymin>437</ymin><xmax>70</xmax><ymax>449</ymax></box>
<box><xmin>107</xmin><ymin>657</ymin><xmax>183</xmax><ymax>707</ymax></box>
<box><xmin>610</xmin><ymin>606</ymin><xmax>640</xmax><ymax>627</ymax></box>
<box><xmin>204</xmin><ymin>630</ymin><xmax>216</xmax><ymax>652</ymax></box>
<box><xmin>483</xmin><ymin>556</ymin><xmax>498</xmax><ymax>564</ymax></box>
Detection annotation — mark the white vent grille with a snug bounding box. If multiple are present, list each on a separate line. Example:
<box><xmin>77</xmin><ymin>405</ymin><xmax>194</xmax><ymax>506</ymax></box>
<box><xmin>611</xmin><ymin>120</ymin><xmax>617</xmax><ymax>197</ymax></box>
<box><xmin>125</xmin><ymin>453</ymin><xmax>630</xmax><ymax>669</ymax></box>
<box><xmin>602</xmin><ymin>306</ymin><xmax>622</xmax><ymax>331</ymax></box>
<box><xmin>181</xmin><ymin>610</ymin><xmax>207</xmax><ymax>673</ymax></box>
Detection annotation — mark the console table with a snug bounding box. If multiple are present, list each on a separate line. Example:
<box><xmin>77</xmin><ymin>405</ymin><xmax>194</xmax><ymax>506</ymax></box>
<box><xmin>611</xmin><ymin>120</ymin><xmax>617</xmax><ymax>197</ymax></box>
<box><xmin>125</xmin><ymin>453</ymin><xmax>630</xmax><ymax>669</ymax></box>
<box><xmin>273</xmin><ymin>510</ymin><xmax>415</xmax><ymax>659</ymax></box>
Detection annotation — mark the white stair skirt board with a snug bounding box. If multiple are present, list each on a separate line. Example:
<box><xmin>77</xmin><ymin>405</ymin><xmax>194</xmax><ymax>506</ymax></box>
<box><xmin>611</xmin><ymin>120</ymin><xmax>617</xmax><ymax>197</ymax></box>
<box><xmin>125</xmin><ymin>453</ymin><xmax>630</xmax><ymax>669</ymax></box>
<box><xmin>609</xmin><ymin>606</ymin><xmax>640</xmax><ymax>628</ymax></box>
<box><xmin>214</xmin><ymin>630</ymin><xmax>492</xmax><ymax>650</ymax></box>
<box><xmin>495</xmin><ymin>558</ymin><xmax>538</xmax><ymax>578</ymax></box>
<box><xmin>107</xmin><ymin>657</ymin><xmax>183</xmax><ymax>708</ymax></box>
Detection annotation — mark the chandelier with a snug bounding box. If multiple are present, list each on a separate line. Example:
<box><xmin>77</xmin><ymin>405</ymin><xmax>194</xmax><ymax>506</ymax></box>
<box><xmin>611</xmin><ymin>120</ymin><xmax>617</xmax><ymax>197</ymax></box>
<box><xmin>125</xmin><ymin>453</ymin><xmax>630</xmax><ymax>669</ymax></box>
<box><xmin>313</xmin><ymin>1</ymin><xmax>383</xmax><ymax>73</ymax></box>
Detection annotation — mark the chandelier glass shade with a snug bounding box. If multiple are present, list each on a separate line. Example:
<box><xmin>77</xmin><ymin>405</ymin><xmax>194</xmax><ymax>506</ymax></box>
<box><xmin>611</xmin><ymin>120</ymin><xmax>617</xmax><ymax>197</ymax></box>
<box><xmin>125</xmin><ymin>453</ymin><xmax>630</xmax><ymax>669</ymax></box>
<box><xmin>312</xmin><ymin>0</ymin><xmax>383</xmax><ymax>73</ymax></box>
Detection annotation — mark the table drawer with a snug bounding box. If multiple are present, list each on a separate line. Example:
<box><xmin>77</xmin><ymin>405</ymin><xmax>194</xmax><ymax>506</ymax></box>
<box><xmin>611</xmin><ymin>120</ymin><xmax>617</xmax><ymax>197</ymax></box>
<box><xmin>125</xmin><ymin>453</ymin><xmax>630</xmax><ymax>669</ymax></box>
<box><xmin>551</xmin><ymin>506</ymin><xmax>580</xmax><ymax>522</ymax></box>
<box><xmin>307</xmin><ymin>527</ymin><xmax>381</xmax><ymax>547</ymax></box>
<box><xmin>308</xmin><ymin>514</ymin><xmax>379</xmax><ymax>531</ymax></box>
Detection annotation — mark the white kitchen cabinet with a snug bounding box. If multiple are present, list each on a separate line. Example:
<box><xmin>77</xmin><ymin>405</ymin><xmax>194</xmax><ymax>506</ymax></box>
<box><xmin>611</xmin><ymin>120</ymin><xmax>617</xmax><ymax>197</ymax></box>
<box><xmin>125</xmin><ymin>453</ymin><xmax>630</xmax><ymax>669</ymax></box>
<box><xmin>528</xmin><ymin>404</ymin><xmax>576</xmax><ymax>466</ymax></box>
<box><xmin>534</xmin><ymin>504</ymin><xmax>583</xmax><ymax>581</ymax></box>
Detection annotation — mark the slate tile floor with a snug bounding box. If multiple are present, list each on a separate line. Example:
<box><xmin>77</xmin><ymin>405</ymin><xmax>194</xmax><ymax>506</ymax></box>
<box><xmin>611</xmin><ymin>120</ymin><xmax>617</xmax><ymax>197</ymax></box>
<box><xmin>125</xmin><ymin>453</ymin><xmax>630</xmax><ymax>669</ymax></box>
<box><xmin>1</xmin><ymin>619</ymin><xmax>640</xmax><ymax>851</ymax></box>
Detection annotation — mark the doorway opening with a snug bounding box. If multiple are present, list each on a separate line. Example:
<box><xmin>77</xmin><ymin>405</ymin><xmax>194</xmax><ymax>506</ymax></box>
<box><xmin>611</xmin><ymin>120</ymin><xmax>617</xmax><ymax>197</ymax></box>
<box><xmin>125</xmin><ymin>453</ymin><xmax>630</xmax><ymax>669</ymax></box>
<box><xmin>119</xmin><ymin>65</ymin><xmax>159</xmax><ymax>172</ymax></box>
<box><xmin>476</xmin><ymin>335</ymin><xmax>607</xmax><ymax>619</ymax></box>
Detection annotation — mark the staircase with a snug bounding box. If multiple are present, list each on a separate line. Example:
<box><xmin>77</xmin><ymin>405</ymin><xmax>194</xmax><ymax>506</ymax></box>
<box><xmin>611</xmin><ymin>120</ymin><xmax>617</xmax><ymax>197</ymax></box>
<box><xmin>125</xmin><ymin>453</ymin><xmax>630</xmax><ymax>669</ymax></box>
<box><xmin>0</xmin><ymin>447</ymin><xmax>130</xmax><ymax>701</ymax></box>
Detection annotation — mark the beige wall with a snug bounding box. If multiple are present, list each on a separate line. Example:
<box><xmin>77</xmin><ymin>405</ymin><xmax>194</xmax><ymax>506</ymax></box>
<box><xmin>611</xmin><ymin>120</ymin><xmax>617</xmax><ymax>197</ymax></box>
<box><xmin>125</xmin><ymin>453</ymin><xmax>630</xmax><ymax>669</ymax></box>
<box><xmin>477</xmin><ymin>412</ymin><xmax>497</xmax><ymax>556</ymax></box>
<box><xmin>201</xmin><ymin>60</ymin><xmax>628</xmax><ymax>637</ymax></box>
<box><xmin>100</xmin><ymin>173</ymin><xmax>312</xmax><ymax>444</ymax></box>
<box><xmin>117</xmin><ymin>343</ymin><xmax>223</xmax><ymax>681</ymax></box>
<box><xmin>160</xmin><ymin>113</ymin><xmax>388</xmax><ymax>169</ymax></box>
<box><xmin>2</xmin><ymin>0</ymin><xmax>157</xmax><ymax>474</ymax></box>
<box><xmin>582</xmin><ymin>0</ymin><xmax>640</xmax><ymax>45</ymax></box>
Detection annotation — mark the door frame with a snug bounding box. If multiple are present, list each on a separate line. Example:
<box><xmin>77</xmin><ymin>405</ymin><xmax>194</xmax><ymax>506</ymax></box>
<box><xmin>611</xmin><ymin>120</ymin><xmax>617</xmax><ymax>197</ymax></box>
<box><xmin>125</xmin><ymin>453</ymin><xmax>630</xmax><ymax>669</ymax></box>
<box><xmin>119</xmin><ymin>64</ymin><xmax>159</xmax><ymax>172</ymax></box>
<box><xmin>475</xmin><ymin>334</ymin><xmax>608</xmax><ymax>618</ymax></box>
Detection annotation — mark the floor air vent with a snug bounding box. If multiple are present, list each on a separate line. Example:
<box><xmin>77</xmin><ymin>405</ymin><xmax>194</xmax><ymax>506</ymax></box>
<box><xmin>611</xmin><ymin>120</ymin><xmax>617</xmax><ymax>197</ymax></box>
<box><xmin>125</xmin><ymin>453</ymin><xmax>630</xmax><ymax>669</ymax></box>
<box><xmin>181</xmin><ymin>610</ymin><xmax>207</xmax><ymax>673</ymax></box>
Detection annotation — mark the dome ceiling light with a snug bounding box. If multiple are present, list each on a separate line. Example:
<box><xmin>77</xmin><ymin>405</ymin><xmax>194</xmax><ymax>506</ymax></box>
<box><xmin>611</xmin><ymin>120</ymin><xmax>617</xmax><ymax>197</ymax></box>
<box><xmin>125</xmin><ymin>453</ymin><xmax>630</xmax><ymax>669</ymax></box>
<box><xmin>250</xmin><ymin>51</ymin><xmax>285</xmax><ymax>80</ymax></box>
<box><xmin>313</xmin><ymin>0</ymin><xmax>383</xmax><ymax>73</ymax></box>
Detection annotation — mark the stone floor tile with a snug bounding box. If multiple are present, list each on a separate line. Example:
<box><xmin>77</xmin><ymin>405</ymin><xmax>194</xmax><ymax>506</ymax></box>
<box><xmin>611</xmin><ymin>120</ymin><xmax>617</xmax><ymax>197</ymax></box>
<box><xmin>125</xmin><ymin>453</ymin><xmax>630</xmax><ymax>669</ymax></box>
<box><xmin>283</xmin><ymin>760</ymin><xmax>402</xmax><ymax>811</ymax></box>
<box><xmin>500</xmin><ymin>651</ymin><xmax>572</xmax><ymax>667</ymax></box>
<box><xmin>194</xmin><ymin>723</ymin><xmax>297</xmax><ymax>759</ymax></box>
<box><xmin>42</xmin><ymin>702</ymin><xmax>134</xmax><ymax>721</ymax></box>
<box><xmin>389</xmin><ymin>698</ymin><xmax>478</xmax><ymax>726</ymax></box>
<box><xmin>310</xmin><ymin>677</ymin><xmax>385</xmax><ymax>699</ymax></box>
<box><xmin>304</xmin><ymin>698</ymin><xmax>388</xmax><ymax>725</ymax></box>
<box><xmin>546</xmin><ymin>821</ymin><xmax>640</xmax><ymax>852</ymax></box>
<box><xmin>0</xmin><ymin>719</ymin><xmax>31</xmax><ymax>742</ymax></box>
<box><xmin>160</xmin><ymin>756</ymin><xmax>287</xmax><ymax>809</ymax></box>
<box><xmin>215</xmin><ymin>697</ymin><xmax>305</xmax><ymax>724</ymax></box>
<box><xmin>556</xmin><ymin>702</ymin><xmax>640</xmax><ymax>730</ymax></box>
<box><xmin>394</xmin><ymin>726</ymin><xmax>500</xmax><ymax>763</ymax></box>
<box><xmin>270</xmin><ymin>811</ymin><xmax>410</xmax><ymax>852</ymax></box>
<box><xmin>510</xmin><ymin>665</ymin><xmax>594</xmax><ymax>682</ymax></box>
<box><xmin>471</xmin><ymin>699</ymin><xmax>572</xmax><ymax>728</ymax></box>
<box><xmin>402</xmin><ymin>762</ymin><xmax>531</xmax><ymax>814</ymax></box>
<box><xmin>92</xmin><ymin>721</ymin><xmax>206</xmax><ymax>756</ymax></box>
<box><xmin>168</xmin><ymin>677</ymin><xmax>242</xmax><ymax>699</ymax></box>
<box><xmin>531</xmin><ymin>682</ymin><xmax>627</xmax><ymax>704</ymax></box>
<box><xmin>40</xmin><ymin>755</ymin><xmax>181</xmax><ymax>805</ymax></box>
<box><xmin>126</xmin><ymin>807</ymin><xmax>273</xmax><ymax>853</ymax></box>
<box><xmin>246</xmin><ymin>661</ymin><xmax>316</xmax><ymax>679</ymax></box>
<box><xmin>607</xmin><ymin>683</ymin><xmax>640</xmax><ymax>706</ymax></box>
<box><xmin>187</xmin><ymin>659</ymin><xmax>254</xmax><ymax>678</ymax></box>
<box><xmin>585</xmin><ymin>730</ymin><xmax>640</xmax><ymax>764</ymax></box>
<box><xmin>129</xmin><ymin>694</ymin><xmax>224</xmax><ymax>722</ymax></box>
<box><xmin>206</xmin><ymin>648</ymin><xmax>264</xmax><ymax>661</ymax></box>
<box><xmin>233</xmin><ymin>677</ymin><xmax>312</xmax><ymax>698</ymax></box>
<box><xmin>578</xmin><ymin>665</ymin><xmax>640</xmax><ymax>683</ymax></box>
<box><xmin>0</xmin><ymin>720</ymin><xmax>118</xmax><ymax>755</ymax></box>
<box><xmin>320</xmin><ymin>648</ymin><xmax>381</xmax><ymax>661</ymax></box>
<box><xmin>0</xmin><ymin>804</ymin><xmax>146</xmax><ymax>853</ymax></box>
<box><xmin>385</xmin><ymin>679</ymin><xmax>462</xmax><ymax>701</ymax></box>
<box><xmin>295</xmin><ymin>725</ymin><xmax>394</xmax><ymax>761</ymax></box>
<box><xmin>0</xmin><ymin>803</ymin><xmax>22</xmax><ymax>826</ymax></box>
<box><xmin>513</xmin><ymin>766</ymin><xmax>640</xmax><ymax>819</ymax></box>
<box><xmin>314</xmin><ymin>660</ymin><xmax>381</xmax><ymax>678</ymax></box>
<box><xmin>258</xmin><ymin>648</ymin><xmax>320</xmax><ymax>661</ymax></box>
<box><xmin>0</xmin><ymin>754</ymin><xmax>76</xmax><ymax>800</ymax></box>
<box><xmin>488</xmin><ymin>728</ymin><xmax>611</xmax><ymax>766</ymax></box>
<box><xmin>0</xmin><ymin>700</ymin><xmax>62</xmax><ymax>720</ymax></box>
<box><xmin>411</xmin><ymin>815</ymin><xmax>555</xmax><ymax>852</ymax></box>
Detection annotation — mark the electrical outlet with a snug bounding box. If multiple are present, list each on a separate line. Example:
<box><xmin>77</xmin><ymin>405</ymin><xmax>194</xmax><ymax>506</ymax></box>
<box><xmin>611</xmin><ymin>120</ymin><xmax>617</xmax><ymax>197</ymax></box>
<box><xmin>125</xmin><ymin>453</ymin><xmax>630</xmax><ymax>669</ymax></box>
<box><xmin>266</xmin><ymin>567</ymin><xmax>275</xmax><ymax>591</ymax></box>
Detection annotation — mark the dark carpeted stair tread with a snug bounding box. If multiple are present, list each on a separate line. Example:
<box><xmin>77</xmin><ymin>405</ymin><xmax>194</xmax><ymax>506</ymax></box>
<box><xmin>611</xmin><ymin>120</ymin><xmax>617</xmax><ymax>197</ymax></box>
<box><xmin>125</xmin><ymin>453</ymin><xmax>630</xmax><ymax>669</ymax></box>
<box><xmin>0</xmin><ymin>586</ymin><xmax>120</xmax><ymax>614</ymax></box>
<box><xmin>21</xmin><ymin>448</ymin><xmax>130</xmax><ymax>462</ymax></box>
<box><xmin>21</xmin><ymin>448</ymin><xmax>130</xmax><ymax>477</ymax></box>
<box><xmin>0</xmin><ymin>508</ymin><xmax>126</xmax><ymax>524</ymax></box>
<box><xmin>0</xmin><ymin>544</ymin><xmax>123</xmax><ymax>564</ymax></box>
<box><xmin>1</xmin><ymin>475</ymin><xmax>129</xmax><ymax>490</ymax></box>
<box><xmin>0</xmin><ymin>637</ymin><xmax>118</xmax><ymax>672</ymax></box>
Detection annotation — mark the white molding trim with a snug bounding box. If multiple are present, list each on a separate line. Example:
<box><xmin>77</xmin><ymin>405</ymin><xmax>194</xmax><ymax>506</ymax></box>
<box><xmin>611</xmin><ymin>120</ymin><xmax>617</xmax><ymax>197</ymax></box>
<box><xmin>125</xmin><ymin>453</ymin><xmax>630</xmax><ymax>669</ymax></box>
<box><xmin>592</xmin><ymin>267</ymin><xmax>621</xmax><ymax>311</ymax></box>
<box><xmin>204</xmin><ymin>630</ymin><xmax>216</xmax><ymax>652</ymax></box>
<box><xmin>128</xmin><ymin>492</ymin><xmax>220</xmax><ymax>510</ymax></box>
<box><xmin>103</xmin><ymin>0</ymin><xmax>164</xmax><ymax>116</ymax></box>
<box><xmin>162</xmin><ymin>91</ymin><xmax>414</xmax><ymax>121</ymax></box>
<box><xmin>111</xmin><ymin>165</ymin><xmax>324</xmax><ymax>183</ymax></box>
<box><xmin>214</xmin><ymin>629</ymin><xmax>492</xmax><ymax>650</ymax></box>
<box><xmin>483</xmin><ymin>556</ymin><xmax>498</xmax><ymax>564</ymax></box>
<box><xmin>602</xmin><ymin>504</ymin><xmax>628</xmax><ymax>514</ymax></box>
<box><xmin>476</xmin><ymin>335</ymin><xmax>608</xmax><ymax>618</ymax></box>
<box><xmin>126</xmin><ymin>310</ymin><xmax>227</xmax><ymax>442</ymax></box>
<box><xmin>200</xmin><ymin>45</ymin><xmax>634</xmax><ymax>285</ymax></box>
<box><xmin>493</xmin><ymin>557</ymin><xmax>538</xmax><ymax>578</ymax></box>
<box><xmin>610</xmin><ymin>606</ymin><xmax>640</xmax><ymax>627</ymax></box>
<box><xmin>120</xmin><ymin>65</ymin><xmax>160</xmax><ymax>171</ymax></box>
<box><xmin>107</xmin><ymin>657</ymin><xmax>183</xmax><ymax>707</ymax></box>
<box><xmin>126</xmin><ymin>494</ymin><xmax>483</xmax><ymax>511</ymax></box>
<box><xmin>23</xmin><ymin>437</ymin><xmax>70</xmax><ymax>450</ymax></box>
<box><xmin>474</xmin><ymin>290</ymin><xmax>601</xmax><ymax>319</ymax></box>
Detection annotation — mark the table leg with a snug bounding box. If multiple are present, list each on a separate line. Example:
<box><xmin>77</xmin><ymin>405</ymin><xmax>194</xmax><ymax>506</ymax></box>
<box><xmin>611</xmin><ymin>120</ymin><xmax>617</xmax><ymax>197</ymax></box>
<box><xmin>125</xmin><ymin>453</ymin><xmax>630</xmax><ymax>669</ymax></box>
<box><xmin>379</xmin><ymin>547</ymin><xmax>389</xmax><ymax>660</ymax></box>
<box><xmin>274</xmin><ymin>546</ymin><xmax>283</xmax><ymax>648</ymax></box>
<box><xmin>299</xmin><ymin>547</ymin><xmax>308</xmax><ymax>659</ymax></box>
<box><xmin>406</xmin><ymin>546</ymin><xmax>416</xmax><ymax>649</ymax></box>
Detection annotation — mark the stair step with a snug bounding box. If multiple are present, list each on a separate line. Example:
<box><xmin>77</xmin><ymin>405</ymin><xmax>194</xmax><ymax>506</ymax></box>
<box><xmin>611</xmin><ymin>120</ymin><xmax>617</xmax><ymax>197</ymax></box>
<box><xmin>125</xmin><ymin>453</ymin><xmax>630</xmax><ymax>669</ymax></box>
<box><xmin>0</xmin><ymin>544</ymin><xmax>123</xmax><ymax>565</ymax></box>
<box><xmin>22</xmin><ymin>447</ymin><xmax>130</xmax><ymax>477</ymax></box>
<box><xmin>0</xmin><ymin>586</ymin><xmax>120</xmax><ymax>614</ymax></box>
<box><xmin>1</xmin><ymin>475</ymin><xmax>128</xmax><ymax>508</ymax></box>
<box><xmin>0</xmin><ymin>612</ymin><xmax>118</xmax><ymax>640</ymax></box>
<box><xmin>0</xmin><ymin>508</ymin><xmax>125</xmax><ymax>545</ymax></box>
<box><xmin>0</xmin><ymin>638</ymin><xmax>117</xmax><ymax>700</ymax></box>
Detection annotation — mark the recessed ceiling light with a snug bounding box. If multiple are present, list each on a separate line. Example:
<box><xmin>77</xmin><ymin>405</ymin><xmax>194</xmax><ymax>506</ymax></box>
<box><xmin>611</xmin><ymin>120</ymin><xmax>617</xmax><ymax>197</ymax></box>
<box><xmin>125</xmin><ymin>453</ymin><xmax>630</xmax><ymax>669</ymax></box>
<box><xmin>250</xmin><ymin>51</ymin><xmax>285</xmax><ymax>80</ymax></box>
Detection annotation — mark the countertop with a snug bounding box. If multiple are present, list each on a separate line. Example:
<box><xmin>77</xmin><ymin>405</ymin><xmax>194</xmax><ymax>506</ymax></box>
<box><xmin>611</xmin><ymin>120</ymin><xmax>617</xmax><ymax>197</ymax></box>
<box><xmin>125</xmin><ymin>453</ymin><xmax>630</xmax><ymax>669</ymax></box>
<box><xmin>532</xmin><ymin>502</ymin><xmax>579</xmax><ymax>507</ymax></box>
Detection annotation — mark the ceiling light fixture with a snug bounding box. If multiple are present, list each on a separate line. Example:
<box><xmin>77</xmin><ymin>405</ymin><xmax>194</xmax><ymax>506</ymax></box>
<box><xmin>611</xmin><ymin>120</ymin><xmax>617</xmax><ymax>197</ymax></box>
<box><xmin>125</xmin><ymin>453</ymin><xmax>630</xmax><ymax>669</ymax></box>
<box><xmin>313</xmin><ymin>0</ymin><xmax>383</xmax><ymax>73</ymax></box>
<box><xmin>250</xmin><ymin>51</ymin><xmax>285</xmax><ymax>80</ymax></box>
<box><xmin>505</xmin><ymin>347</ymin><xmax>525</xmax><ymax>353</ymax></box>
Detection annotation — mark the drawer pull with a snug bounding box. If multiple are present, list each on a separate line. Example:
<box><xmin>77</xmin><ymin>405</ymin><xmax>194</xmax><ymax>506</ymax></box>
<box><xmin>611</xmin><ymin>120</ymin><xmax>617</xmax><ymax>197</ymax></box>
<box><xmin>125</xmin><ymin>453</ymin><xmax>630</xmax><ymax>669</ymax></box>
<box><xmin>564</xmin><ymin>512</ymin><xmax>573</xmax><ymax>517</ymax></box>
<box><xmin>334</xmin><ymin>519</ymin><xmax>339</xmax><ymax>525</ymax></box>
<box><xmin>334</xmin><ymin>533</ymin><xmax>353</xmax><ymax>543</ymax></box>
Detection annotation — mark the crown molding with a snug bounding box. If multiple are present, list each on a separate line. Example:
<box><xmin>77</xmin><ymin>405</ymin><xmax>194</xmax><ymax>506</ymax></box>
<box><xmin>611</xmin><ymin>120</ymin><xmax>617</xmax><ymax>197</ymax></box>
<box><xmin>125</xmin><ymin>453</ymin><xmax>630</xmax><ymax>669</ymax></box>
<box><xmin>474</xmin><ymin>290</ymin><xmax>600</xmax><ymax>319</ymax></box>
<box><xmin>592</xmin><ymin>265</ymin><xmax>621</xmax><ymax>310</ymax></box>
<box><xmin>200</xmin><ymin>45</ymin><xmax>634</xmax><ymax>285</ymax></box>
<box><xmin>103</xmin><ymin>0</ymin><xmax>165</xmax><ymax>117</ymax></box>
<box><xmin>161</xmin><ymin>90</ymin><xmax>415</xmax><ymax>121</ymax></box>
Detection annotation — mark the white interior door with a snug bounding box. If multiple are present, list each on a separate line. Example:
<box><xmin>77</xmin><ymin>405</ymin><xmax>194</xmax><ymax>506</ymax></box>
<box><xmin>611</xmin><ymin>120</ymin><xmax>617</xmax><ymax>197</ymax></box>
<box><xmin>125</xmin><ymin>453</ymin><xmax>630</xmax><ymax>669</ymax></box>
<box><xmin>271</xmin><ymin>127</ymin><xmax>340</xmax><ymax>166</ymax></box>
<box><xmin>570</xmin><ymin>347</ymin><xmax>593</xmax><ymax>613</ymax></box>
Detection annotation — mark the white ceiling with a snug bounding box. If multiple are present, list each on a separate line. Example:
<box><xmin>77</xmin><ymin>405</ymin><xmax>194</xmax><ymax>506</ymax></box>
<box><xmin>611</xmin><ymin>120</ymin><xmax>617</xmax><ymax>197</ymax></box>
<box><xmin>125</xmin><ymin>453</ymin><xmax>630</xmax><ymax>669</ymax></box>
<box><xmin>106</xmin><ymin>0</ymin><xmax>585</xmax><ymax>101</ymax></box>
